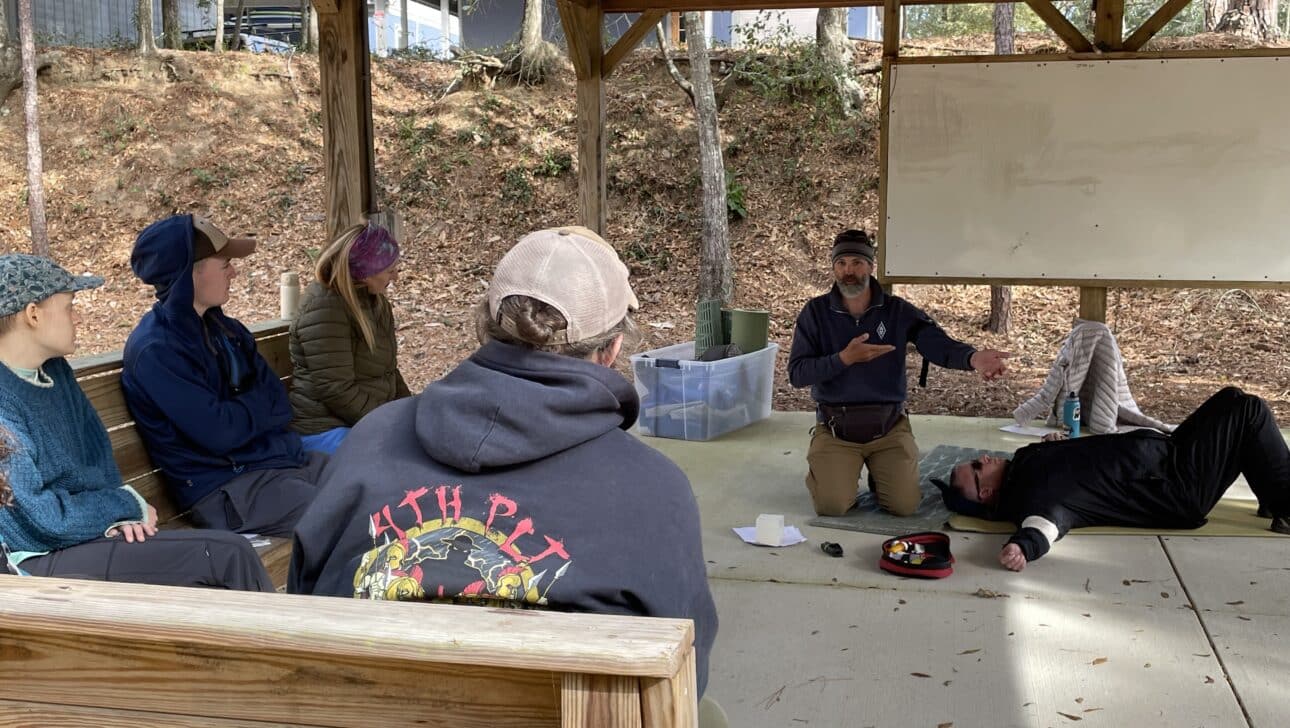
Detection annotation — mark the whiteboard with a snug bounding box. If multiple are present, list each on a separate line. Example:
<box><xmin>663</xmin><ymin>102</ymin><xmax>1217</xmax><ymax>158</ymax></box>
<box><xmin>883</xmin><ymin>56</ymin><xmax>1290</xmax><ymax>285</ymax></box>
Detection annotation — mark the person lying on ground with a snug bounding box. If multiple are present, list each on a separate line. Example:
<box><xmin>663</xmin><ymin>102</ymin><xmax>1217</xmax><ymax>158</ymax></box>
<box><xmin>0</xmin><ymin>254</ymin><xmax>272</xmax><ymax>590</ymax></box>
<box><xmin>939</xmin><ymin>387</ymin><xmax>1290</xmax><ymax>572</ymax></box>
<box><xmin>288</xmin><ymin>220</ymin><xmax>410</xmax><ymax>455</ymax></box>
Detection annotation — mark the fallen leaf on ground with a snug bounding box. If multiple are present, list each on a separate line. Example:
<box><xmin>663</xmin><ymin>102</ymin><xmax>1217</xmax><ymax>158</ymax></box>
<box><xmin>1091</xmin><ymin>657</ymin><xmax>1109</xmax><ymax>666</ymax></box>
<box><xmin>1205</xmin><ymin>676</ymin><xmax>1216</xmax><ymax>684</ymax></box>
<box><xmin>1226</xmin><ymin>600</ymin><xmax>1245</xmax><ymax>605</ymax></box>
<box><xmin>911</xmin><ymin>672</ymin><xmax>932</xmax><ymax>678</ymax></box>
<box><xmin>973</xmin><ymin>588</ymin><xmax>1010</xmax><ymax>599</ymax></box>
<box><xmin>1057</xmin><ymin>712</ymin><xmax>1083</xmax><ymax>721</ymax></box>
<box><xmin>958</xmin><ymin>649</ymin><xmax>981</xmax><ymax>655</ymax></box>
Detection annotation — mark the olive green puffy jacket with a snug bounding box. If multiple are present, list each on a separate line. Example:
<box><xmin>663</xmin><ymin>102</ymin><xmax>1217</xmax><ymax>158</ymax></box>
<box><xmin>288</xmin><ymin>282</ymin><xmax>411</xmax><ymax>434</ymax></box>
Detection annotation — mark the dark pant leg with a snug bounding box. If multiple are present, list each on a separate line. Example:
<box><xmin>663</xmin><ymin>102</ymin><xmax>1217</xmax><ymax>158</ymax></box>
<box><xmin>19</xmin><ymin>530</ymin><xmax>274</xmax><ymax>592</ymax></box>
<box><xmin>1170</xmin><ymin>387</ymin><xmax>1290</xmax><ymax>516</ymax></box>
<box><xmin>191</xmin><ymin>452</ymin><xmax>327</xmax><ymax>537</ymax></box>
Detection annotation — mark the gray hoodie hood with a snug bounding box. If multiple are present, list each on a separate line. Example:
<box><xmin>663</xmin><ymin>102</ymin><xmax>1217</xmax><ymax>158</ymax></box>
<box><xmin>415</xmin><ymin>341</ymin><xmax>639</xmax><ymax>472</ymax></box>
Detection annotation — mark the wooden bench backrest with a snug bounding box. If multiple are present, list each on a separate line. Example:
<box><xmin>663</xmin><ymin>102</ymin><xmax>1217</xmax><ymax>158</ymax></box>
<box><xmin>71</xmin><ymin>320</ymin><xmax>294</xmax><ymax>526</ymax></box>
<box><xmin>0</xmin><ymin>575</ymin><xmax>699</xmax><ymax>728</ymax></box>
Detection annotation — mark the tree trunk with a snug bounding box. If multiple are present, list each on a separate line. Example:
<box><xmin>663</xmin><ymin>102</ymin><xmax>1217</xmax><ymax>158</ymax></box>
<box><xmin>231</xmin><ymin>1</ymin><xmax>245</xmax><ymax>52</ymax></box>
<box><xmin>1</xmin><ymin>0</ymin><xmax>21</xmax><ymax>99</ymax></box>
<box><xmin>1214</xmin><ymin>0</ymin><xmax>1281</xmax><ymax>38</ymax></box>
<box><xmin>162</xmin><ymin>0</ymin><xmax>182</xmax><ymax>50</ymax></box>
<box><xmin>306</xmin><ymin>3</ymin><xmax>319</xmax><ymax>53</ymax></box>
<box><xmin>138</xmin><ymin>0</ymin><xmax>157</xmax><ymax>56</ymax></box>
<box><xmin>1204</xmin><ymin>0</ymin><xmax>1229</xmax><ymax>30</ymax></box>
<box><xmin>374</xmin><ymin>0</ymin><xmax>387</xmax><ymax>55</ymax></box>
<box><xmin>17</xmin><ymin>0</ymin><xmax>48</xmax><ymax>256</ymax></box>
<box><xmin>685</xmin><ymin>12</ymin><xmax>733</xmax><ymax>304</ymax></box>
<box><xmin>511</xmin><ymin>0</ymin><xmax>558</xmax><ymax>83</ymax></box>
<box><xmin>987</xmin><ymin>3</ymin><xmax>1014</xmax><ymax>334</ymax></box>
<box><xmin>215</xmin><ymin>0</ymin><xmax>225</xmax><ymax>51</ymax></box>
<box><xmin>816</xmin><ymin>8</ymin><xmax>864</xmax><ymax>117</ymax></box>
<box><xmin>399</xmin><ymin>0</ymin><xmax>409</xmax><ymax>51</ymax></box>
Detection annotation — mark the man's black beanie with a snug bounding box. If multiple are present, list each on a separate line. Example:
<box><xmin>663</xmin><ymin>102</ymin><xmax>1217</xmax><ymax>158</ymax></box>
<box><xmin>831</xmin><ymin>229</ymin><xmax>876</xmax><ymax>265</ymax></box>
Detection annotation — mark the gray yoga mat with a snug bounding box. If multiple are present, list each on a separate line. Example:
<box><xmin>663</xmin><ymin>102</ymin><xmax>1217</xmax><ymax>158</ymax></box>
<box><xmin>808</xmin><ymin>444</ymin><xmax>1012</xmax><ymax>537</ymax></box>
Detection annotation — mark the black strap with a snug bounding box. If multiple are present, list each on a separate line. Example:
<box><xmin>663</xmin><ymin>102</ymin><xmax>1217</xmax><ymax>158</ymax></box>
<box><xmin>919</xmin><ymin>357</ymin><xmax>930</xmax><ymax>388</ymax></box>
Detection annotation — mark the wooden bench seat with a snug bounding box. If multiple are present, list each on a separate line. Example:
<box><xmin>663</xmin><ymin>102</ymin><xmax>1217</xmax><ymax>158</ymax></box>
<box><xmin>0</xmin><ymin>575</ymin><xmax>699</xmax><ymax>727</ymax></box>
<box><xmin>71</xmin><ymin>320</ymin><xmax>297</xmax><ymax>589</ymax></box>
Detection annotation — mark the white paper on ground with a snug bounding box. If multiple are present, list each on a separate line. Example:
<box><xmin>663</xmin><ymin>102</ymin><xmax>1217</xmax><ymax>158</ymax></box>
<box><xmin>1000</xmin><ymin>423</ymin><xmax>1062</xmax><ymax>437</ymax></box>
<box><xmin>733</xmin><ymin>525</ymin><xmax>807</xmax><ymax>547</ymax></box>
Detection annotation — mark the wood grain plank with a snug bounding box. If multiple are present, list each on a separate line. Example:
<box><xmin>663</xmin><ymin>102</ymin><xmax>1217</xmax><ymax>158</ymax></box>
<box><xmin>1094</xmin><ymin>0</ymin><xmax>1125</xmax><ymax>51</ymax></box>
<box><xmin>641</xmin><ymin>647</ymin><xmax>698</xmax><ymax>728</ymax></box>
<box><xmin>561</xmin><ymin>673</ymin><xmax>643</xmax><ymax>728</ymax></box>
<box><xmin>0</xmin><ymin>577</ymin><xmax>694</xmax><ymax>677</ymax></box>
<box><xmin>0</xmin><ymin>628</ymin><xmax>561</xmax><ymax>727</ymax></box>
<box><xmin>1124</xmin><ymin>0</ymin><xmax>1192</xmax><ymax>52</ymax></box>
<box><xmin>882</xmin><ymin>0</ymin><xmax>900</xmax><ymax>58</ymax></box>
<box><xmin>601</xmin><ymin>0</ymin><xmax>1016</xmax><ymax>9</ymax></box>
<box><xmin>79</xmin><ymin>371</ymin><xmax>130</xmax><ymax>430</ymax></box>
<box><xmin>108</xmin><ymin>426</ymin><xmax>155</xmax><ymax>483</ymax></box>
<box><xmin>1021</xmin><ymin>0</ymin><xmax>1095</xmax><ymax>53</ymax></box>
<box><xmin>123</xmin><ymin>470</ymin><xmax>182</xmax><ymax>524</ymax></box>
<box><xmin>603</xmin><ymin>10</ymin><xmax>667</xmax><ymax>78</ymax></box>
<box><xmin>317</xmin><ymin>4</ymin><xmax>373</xmax><ymax>241</ymax></box>
<box><xmin>0</xmin><ymin>699</ymin><xmax>306</xmax><ymax>728</ymax></box>
<box><xmin>1079</xmin><ymin>286</ymin><xmax>1108</xmax><ymax>322</ymax></box>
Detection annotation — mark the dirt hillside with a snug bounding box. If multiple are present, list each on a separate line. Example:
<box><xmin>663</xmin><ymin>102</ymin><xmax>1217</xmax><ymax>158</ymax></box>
<box><xmin>0</xmin><ymin>38</ymin><xmax>1286</xmax><ymax>425</ymax></box>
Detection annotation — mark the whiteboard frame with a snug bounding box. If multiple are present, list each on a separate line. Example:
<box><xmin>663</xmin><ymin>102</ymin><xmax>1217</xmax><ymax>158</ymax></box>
<box><xmin>877</xmin><ymin>48</ymin><xmax>1290</xmax><ymax>290</ymax></box>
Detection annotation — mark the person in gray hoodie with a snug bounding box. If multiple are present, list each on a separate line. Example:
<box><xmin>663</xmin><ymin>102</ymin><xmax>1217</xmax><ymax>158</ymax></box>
<box><xmin>289</xmin><ymin>226</ymin><xmax>719</xmax><ymax>698</ymax></box>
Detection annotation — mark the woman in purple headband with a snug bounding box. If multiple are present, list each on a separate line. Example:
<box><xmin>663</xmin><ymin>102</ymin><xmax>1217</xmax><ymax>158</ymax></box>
<box><xmin>287</xmin><ymin>221</ymin><xmax>411</xmax><ymax>454</ymax></box>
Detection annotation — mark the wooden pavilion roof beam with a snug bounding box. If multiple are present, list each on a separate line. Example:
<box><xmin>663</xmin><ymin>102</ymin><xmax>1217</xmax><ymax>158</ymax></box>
<box><xmin>1094</xmin><ymin>0</ymin><xmax>1125</xmax><ymax>51</ymax></box>
<box><xmin>557</xmin><ymin>0</ymin><xmax>608</xmax><ymax>234</ymax></box>
<box><xmin>1125</xmin><ymin>0</ymin><xmax>1194</xmax><ymax>51</ymax></box>
<box><xmin>601</xmin><ymin>0</ymin><xmax>1017</xmax><ymax>10</ymax></box>
<box><xmin>604</xmin><ymin>10</ymin><xmax>668</xmax><ymax>77</ymax></box>
<box><xmin>312</xmin><ymin>0</ymin><xmax>377</xmax><ymax>241</ymax></box>
<box><xmin>1022</xmin><ymin>0</ymin><xmax>1095</xmax><ymax>53</ymax></box>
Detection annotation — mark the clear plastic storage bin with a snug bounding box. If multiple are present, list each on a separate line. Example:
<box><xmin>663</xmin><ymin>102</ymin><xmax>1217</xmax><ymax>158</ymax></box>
<box><xmin>630</xmin><ymin>341</ymin><xmax>778</xmax><ymax>441</ymax></box>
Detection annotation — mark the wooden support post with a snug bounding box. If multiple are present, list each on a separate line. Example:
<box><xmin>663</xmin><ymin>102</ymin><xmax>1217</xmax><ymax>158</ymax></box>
<box><xmin>1094</xmin><ymin>0</ymin><xmax>1124</xmax><ymax>51</ymax></box>
<box><xmin>882</xmin><ymin>0</ymin><xmax>900</xmax><ymax>58</ymax></box>
<box><xmin>315</xmin><ymin>0</ymin><xmax>377</xmax><ymax>242</ymax></box>
<box><xmin>1124</xmin><ymin>0</ymin><xmax>1191</xmax><ymax>51</ymax></box>
<box><xmin>1022</xmin><ymin>0</ymin><xmax>1095</xmax><ymax>53</ymax></box>
<box><xmin>1080</xmin><ymin>286</ymin><xmax>1107</xmax><ymax>322</ymax></box>
<box><xmin>877</xmin><ymin>0</ymin><xmax>899</xmax><ymax>274</ymax></box>
<box><xmin>558</xmin><ymin>0</ymin><xmax>607</xmax><ymax>234</ymax></box>
<box><xmin>604</xmin><ymin>9</ymin><xmax>667</xmax><ymax>77</ymax></box>
<box><xmin>640</xmin><ymin>646</ymin><xmax>698</xmax><ymax>728</ymax></box>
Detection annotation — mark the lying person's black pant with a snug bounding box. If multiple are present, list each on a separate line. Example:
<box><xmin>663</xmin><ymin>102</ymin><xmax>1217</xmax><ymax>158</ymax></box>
<box><xmin>1171</xmin><ymin>387</ymin><xmax>1290</xmax><ymax>519</ymax></box>
<box><xmin>18</xmin><ymin>529</ymin><xmax>274</xmax><ymax>592</ymax></box>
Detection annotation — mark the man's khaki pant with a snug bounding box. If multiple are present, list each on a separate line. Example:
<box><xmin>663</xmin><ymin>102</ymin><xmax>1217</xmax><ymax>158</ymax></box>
<box><xmin>805</xmin><ymin>415</ymin><xmax>921</xmax><ymax>516</ymax></box>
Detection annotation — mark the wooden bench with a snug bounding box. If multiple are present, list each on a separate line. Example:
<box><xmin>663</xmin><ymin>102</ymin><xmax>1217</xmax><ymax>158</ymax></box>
<box><xmin>0</xmin><ymin>575</ymin><xmax>700</xmax><ymax>727</ymax></box>
<box><xmin>71</xmin><ymin>320</ymin><xmax>296</xmax><ymax>588</ymax></box>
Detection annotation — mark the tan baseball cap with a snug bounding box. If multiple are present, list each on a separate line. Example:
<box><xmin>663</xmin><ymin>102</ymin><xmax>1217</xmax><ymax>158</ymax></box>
<box><xmin>487</xmin><ymin>226</ymin><xmax>640</xmax><ymax>344</ymax></box>
<box><xmin>192</xmin><ymin>216</ymin><xmax>257</xmax><ymax>261</ymax></box>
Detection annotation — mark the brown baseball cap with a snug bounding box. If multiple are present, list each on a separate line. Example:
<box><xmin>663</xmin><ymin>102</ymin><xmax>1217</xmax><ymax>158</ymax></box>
<box><xmin>192</xmin><ymin>216</ymin><xmax>257</xmax><ymax>261</ymax></box>
<box><xmin>487</xmin><ymin>226</ymin><xmax>640</xmax><ymax>344</ymax></box>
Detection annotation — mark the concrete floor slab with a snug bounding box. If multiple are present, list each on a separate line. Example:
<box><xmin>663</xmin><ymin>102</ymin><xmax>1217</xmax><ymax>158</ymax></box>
<box><xmin>1162</xmin><ymin>536</ymin><xmax>1290</xmax><ymax>616</ymax></box>
<box><xmin>637</xmin><ymin>412</ymin><xmax>1290</xmax><ymax>727</ymax></box>
<box><xmin>705</xmin><ymin>579</ymin><xmax>1242</xmax><ymax>728</ymax></box>
<box><xmin>1199</xmin><ymin>613</ymin><xmax>1290</xmax><ymax>728</ymax></box>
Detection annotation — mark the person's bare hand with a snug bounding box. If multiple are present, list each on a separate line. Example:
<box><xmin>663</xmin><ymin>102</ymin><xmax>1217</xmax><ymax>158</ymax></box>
<box><xmin>971</xmin><ymin>349</ymin><xmax>1012</xmax><ymax>381</ymax></box>
<box><xmin>839</xmin><ymin>333</ymin><xmax>896</xmax><ymax>366</ymax></box>
<box><xmin>999</xmin><ymin>543</ymin><xmax>1027</xmax><ymax>571</ymax></box>
<box><xmin>1042</xmin><ymin>431</ymin><xmax>1070</xmax><ymax>443</ymax></box>
<box><xmin>106</xmin><ymin>508</ymin><xmax>159</xmax><ymax>544</ymax></box>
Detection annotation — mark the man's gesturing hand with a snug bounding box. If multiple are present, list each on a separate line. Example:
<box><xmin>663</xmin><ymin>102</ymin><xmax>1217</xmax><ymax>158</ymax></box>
<box><xmin>970</xmin><ymin>349</ymin><xmax>1012</xmax><ymax>381</ymax></box>
<box><xmin>999</xmin><ymin>543</ymin><xmax>1027</xmax><ymax>571</ymax></box>
<box><xmin>839</xmin><ymin>333</ymin><xmax>896</xmax><ymax>366</ymax></box>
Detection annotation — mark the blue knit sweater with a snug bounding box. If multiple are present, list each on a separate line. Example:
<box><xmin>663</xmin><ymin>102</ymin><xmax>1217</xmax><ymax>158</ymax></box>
<box><xmin>0</xmin><ymin>358</ymin><xmax>146</xmax><ymax>553</ymax></box>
